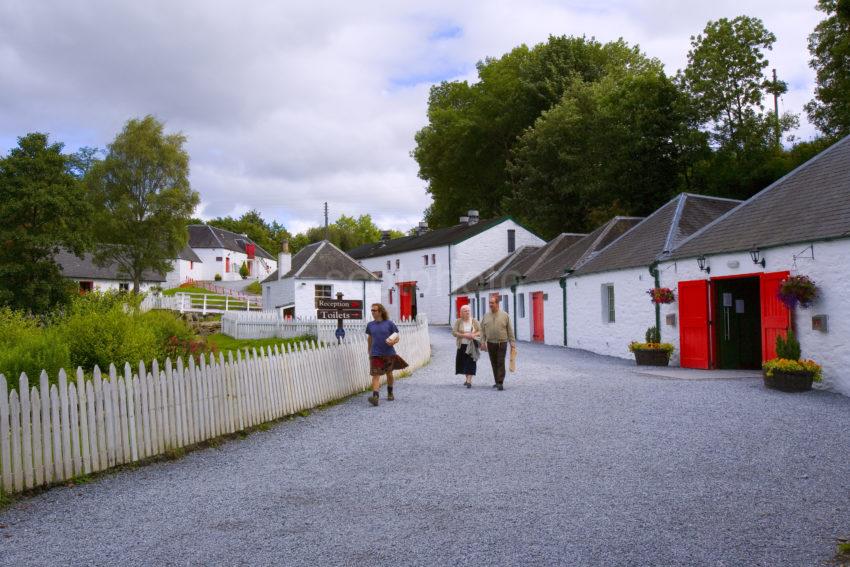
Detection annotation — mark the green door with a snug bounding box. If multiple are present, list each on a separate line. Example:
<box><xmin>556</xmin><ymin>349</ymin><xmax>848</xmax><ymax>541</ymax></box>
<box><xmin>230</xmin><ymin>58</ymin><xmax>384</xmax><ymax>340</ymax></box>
<box><xmin>714</xmin><ymin>278</ymin><xmax>762</xmax><ymax>369</ymax></box>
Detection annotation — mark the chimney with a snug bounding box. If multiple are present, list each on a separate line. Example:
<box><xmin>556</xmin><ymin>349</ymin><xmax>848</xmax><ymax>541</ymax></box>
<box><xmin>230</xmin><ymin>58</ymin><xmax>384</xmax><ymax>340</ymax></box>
<box><xmin>467</xmin><ymin>210</ymin><xmax>479</xmax><ymax>225</ymax></box>
<box><xmin>459</xmin><ymin>215</ymin><xmax>469</xmax><ymax>224</ymax></box>
<box><xmin>380</xmin><ymin>230</ymin><xmax>391</xmax><ymax>243</ymax></box>
<box><xmin>416</xmin><ymin>221</ymin><xmax>429</xmax><ymax>236</ymax></box>
<box><xmin>277</xmin><ymin>240</ymin><xmax>291</xmax><ymax>280</ymax></box>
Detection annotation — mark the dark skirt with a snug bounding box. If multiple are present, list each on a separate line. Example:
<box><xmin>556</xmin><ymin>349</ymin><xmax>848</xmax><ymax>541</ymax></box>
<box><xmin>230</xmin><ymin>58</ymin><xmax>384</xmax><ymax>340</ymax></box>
<box><xmin>455</xmin><ymin>345</ymin><xmax>477</xmax><ymax>376</ymax></box>
<box><xmin>370</xmin><ymin>354</ymin><xmax>409</xmax><ymax>376</ymax></box>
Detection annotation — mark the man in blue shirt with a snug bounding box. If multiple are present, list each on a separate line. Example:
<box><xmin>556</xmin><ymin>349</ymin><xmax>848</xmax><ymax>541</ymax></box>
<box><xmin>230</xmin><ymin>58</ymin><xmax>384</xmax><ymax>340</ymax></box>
<box><xmin>365</xmin><ymin>303</ymin><xmax>407</xmax><ymax>406</ymax></box>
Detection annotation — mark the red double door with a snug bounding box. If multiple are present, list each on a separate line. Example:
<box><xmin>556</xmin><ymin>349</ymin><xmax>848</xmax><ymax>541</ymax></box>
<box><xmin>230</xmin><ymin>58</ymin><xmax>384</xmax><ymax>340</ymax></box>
<box><xmin>398</xmin><ymin>282</ymin><xmax>416</xmax><ymax>320</ymax></box>
<box><xmin>678</xmin><ymin>271</ymin><xmax>790</xmax><ymax>369</ymax></box>
<box><xmin>531</xmin><ymin>292</ymin><xmax>545</xmax><ymax>342</ymax></box>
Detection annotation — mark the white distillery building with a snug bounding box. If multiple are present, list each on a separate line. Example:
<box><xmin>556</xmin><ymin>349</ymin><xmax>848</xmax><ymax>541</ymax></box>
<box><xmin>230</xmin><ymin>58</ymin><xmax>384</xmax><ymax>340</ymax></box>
<box><xmin>55</xmin><ymin>250</ymin><xmax>165</xmax><ymax>293</ymax></box>
<box><xmin>565</xmin><ymin>194</ymin><xmax>740</xmax><ymax>359</ymax></box>
<box><xmin>176</xmin><ymin>225</ymin><xmax>277</xmax><ymax>283</ymax></box>
<box><xmin>164</xmin><ymin>245</ymin><xmax>203</xmax><ymax>288</ymax></box>
<box><xmin>262</xmin><ymin>240</ymin><xmax>381</xmax><ymax>319</ymax></box>
<box><xmin>449</xmin><ymin>233</ymin><xmax>586</xmax><ymax>339</ymax></box>
<box><xmin>660</xmin><ymin>135</ymin><xmax>850</xmax><ymax>396</ymax></box>
<box><xmin>348</xmin><ymin>211</ymin><xmax>544</xmax><ymax>325</ymax></box>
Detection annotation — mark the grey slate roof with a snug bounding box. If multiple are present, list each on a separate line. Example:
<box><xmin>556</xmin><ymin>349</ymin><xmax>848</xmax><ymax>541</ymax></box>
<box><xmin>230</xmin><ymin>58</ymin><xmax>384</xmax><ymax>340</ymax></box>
<box><xmin>348</xmin><ymin>217</ymin><xmax>529</xmax><ymax>259</ymax></box>
<box><xmin>523</xmin><ymin>217</ymin><xmax>644</xmax><ymax>283</ymax></box>
<box><xmin>55</xmin><ymin>250</ymin><xmax>166</xmax><ymax>282</ymax></box>
<box><xmin>262</xmin><ymin>241</ymin><xmax>380</xmax><ymax>283</ymax></box>
<box><xmin>452</xmin><ymin>233</ymin><xmax>586</xmax><ymax>294</ymax></box>
<box><xmin>670</xmin><ymin>134</ymin><xmax>850</xmax><ymax>260</ymax></box>
<box><xmin>176</xmin><ymin>245</ymin><xmax>202</xmax><ymax>263</ymax></box>
<box><xmin>188</xmin><ymin>225</ymin><xmax>275</xmax><ymax>260</ymax></box>
<box><xmin>573</xmin><ymin>194</ymin><xmax>741</xmax><ymax>276</ymax></box>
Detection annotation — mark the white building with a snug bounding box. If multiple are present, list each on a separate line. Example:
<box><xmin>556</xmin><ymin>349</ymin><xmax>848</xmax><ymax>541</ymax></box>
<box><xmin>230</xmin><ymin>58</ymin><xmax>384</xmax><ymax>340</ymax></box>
<box><xmin>56</xmin><ymin>250</ymin><xmax>165</xmax><ymax>292</ymax></box>
<box><xmin>163</xmin><ymin>245</ymin><xmax>203</xmax><ymax>288</ymax></box>
<box><xmin>661</xmin><ymin>135</ymin><xmax>850</xmax><ymax>396</ymax></box>
<box><xmin>565</xmin><ymin>194</ymin><xmax>740</xmax><ymax>359</ymax></box>
<box><xmin>262</xmin><ymin>240</ymin><xmax>381</xmax><ymax>319</ymax></box>
<box><xmin>179</xmin><ymin>225</ymin><xmax>277</xmax><ymax>283</ymax></box>
<box><xmin>348</xmin><ymin>211</ymin><xmax>544</xmax><ymax>325</ymax></box>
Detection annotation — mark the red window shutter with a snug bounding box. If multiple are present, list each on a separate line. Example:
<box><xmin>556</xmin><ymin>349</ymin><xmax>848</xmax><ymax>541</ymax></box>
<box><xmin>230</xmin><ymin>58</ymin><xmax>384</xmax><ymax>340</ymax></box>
<box><xmin>678</xmin><ymin>279</ymin><xmax>711</xmax><ymax>369</ymax></box>
<box><xmin>760</xmin><ymin>271</ymin><xmax>791</xmax><ymax>361</ymax></box>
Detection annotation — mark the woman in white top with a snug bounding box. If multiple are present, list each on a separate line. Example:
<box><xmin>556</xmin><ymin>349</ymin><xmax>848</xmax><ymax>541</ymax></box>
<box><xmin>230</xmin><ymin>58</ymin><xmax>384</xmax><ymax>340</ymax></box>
<box><xmin>451</xmin><ymin>304</ymin><xmax>481</xmax><ymax>388</ymax></box>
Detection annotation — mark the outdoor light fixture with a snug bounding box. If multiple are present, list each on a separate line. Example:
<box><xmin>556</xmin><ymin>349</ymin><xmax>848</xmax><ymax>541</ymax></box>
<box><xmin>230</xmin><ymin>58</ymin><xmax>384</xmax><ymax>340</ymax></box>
<box><xmin>749</xmin><ymin>247</ymin><xmax>766</xmax><ymax>268</ymax></box>
<box><xmin>696</xmin><ymin>255</ymin><xmax>710</xmax><ymax>274</ymax></box>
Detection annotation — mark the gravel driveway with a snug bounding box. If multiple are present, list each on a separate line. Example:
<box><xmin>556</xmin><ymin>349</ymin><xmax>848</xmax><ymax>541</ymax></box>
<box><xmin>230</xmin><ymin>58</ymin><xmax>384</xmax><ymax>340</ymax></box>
<box><xmin>2</xmin><ymin>327</ymin><xmax>849</xmax><ymax>566</ymax></box>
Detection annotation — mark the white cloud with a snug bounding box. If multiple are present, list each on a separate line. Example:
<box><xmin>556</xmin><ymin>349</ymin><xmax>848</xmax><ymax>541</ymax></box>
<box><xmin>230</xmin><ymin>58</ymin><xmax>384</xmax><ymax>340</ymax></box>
<box><xmin>0</xmin><ymin>0</ymin><xmax>823</xmax><ymax>233</ymax></box>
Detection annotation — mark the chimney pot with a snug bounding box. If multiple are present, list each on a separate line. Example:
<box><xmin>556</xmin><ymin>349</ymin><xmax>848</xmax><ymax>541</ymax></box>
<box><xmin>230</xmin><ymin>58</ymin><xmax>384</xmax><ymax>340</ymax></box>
<box><xmin>467</xmin><ymin>210</ymin><xmax>479</xmax><ymax>225</ymax></box>
<box><xmin>459</xmin><ymin>215</ymin><xmax>469</xmax><ymax>224</ymax></box>
<box><xmin>281</xmin><ymin>240</ymin><xmax>289</xmax><ymax>253</ymax></box>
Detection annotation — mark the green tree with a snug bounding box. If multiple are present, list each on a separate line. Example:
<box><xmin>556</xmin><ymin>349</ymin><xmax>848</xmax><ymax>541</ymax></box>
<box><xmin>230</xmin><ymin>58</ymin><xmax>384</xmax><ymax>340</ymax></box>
<box><xmin>207</xmin><ymin>210</ymin><xmax>291</xmax><ymax>256</ymax></box>
<box><xmin>290</xmin><ymin>215</ymin><xmax>404</xmax><ymax>253</ymax></box>
<box><xmin>87</xmin><ymin>116</ymin><xmax>200</xmax><ymax>293</ymax></box>
<box><xmin>805</xmin><ymin>0</ymin><xmax>850</xmax><ymax>139</ymax></box>
<box><xmin>0</xmin><ymin>134</ymin><xmax>92</xmax><ymax>313</ymax></box>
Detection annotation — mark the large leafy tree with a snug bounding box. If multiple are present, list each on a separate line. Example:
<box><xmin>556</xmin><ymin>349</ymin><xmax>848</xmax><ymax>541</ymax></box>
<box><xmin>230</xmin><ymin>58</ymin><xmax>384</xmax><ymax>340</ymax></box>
<box><xmin>0</xmin><ymin>134</ymin><xmax>92</xmax><ymax>313</ymax></box>
<box><xmin>87</xmin><ymin>116</ymin><xmax>200</xmax><ymax>293</ymax></box>
<box><xmin>805</xmin><ymin>0</ymin><xmax>850</xmax><ymax>139</ymax></box>
<box><xmin>207</xmin><ymin>210</ymin><xmax>291</xmax><ymax>257</ymax></box>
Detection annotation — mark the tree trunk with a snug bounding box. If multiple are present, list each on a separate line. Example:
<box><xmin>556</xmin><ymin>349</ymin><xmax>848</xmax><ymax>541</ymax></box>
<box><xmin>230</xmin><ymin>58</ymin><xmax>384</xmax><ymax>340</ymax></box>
<box><xmin>133</xmin><ymin>275</ymin><xmax>141</xmax><ymax>295</ymax></box>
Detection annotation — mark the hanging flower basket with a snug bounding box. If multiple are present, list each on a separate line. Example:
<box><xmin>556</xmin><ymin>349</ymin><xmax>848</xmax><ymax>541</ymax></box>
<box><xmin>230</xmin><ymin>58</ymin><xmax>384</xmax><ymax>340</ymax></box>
<box><xmin>646</xmin><ymin>287</ymin><xmax>675</xmax><ymax>304</ymax></box>
<box><xmin>778</xmin><ymin>275</ymin><xmax>819</xmax><ymax>309</ymax></box>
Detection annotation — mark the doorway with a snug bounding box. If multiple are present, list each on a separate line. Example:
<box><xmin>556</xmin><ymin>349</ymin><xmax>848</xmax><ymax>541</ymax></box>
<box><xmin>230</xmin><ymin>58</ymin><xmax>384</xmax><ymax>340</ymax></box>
<box><xmin>713</xmin><ymin>277</ymin><xmax>762</xmax><ymax>369</ymax></box>
<box><xmin>455</xmin><ymin>296</ymin><xmax>470</xmax><ymax>318</ymax></box>
<box><xmin>531</xmin><ymin>292</ymin><xmax>545</xmax><ymax>343</ymax></box>
<box><xmin>398</xmin><ymin>282</ymin><xmax>417</xmax><ymax>321</ymax></box>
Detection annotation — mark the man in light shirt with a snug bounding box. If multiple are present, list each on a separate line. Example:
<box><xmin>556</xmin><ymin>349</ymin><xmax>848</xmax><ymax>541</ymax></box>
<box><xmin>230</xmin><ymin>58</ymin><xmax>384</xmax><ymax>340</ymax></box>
<box><xmin>480</xmin><ymin>295</ymin><xmax>516</xmax><ymax>390</ymax></box>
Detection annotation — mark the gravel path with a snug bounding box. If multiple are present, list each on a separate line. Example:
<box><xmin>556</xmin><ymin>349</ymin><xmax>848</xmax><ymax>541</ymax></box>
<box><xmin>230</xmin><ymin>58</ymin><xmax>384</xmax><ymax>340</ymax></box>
<box><xmin>2</xmin><ymin>327</ymin><xmax>849</xmax><ymax>566</ymax></box>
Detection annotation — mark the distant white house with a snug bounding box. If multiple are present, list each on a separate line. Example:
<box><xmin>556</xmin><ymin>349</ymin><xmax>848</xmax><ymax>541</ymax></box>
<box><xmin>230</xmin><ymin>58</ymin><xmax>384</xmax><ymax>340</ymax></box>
<box><xmin>164</xmin><ymin>245</ymin><xmax>203</xmax><ymax>288</ymax></box>
<box><xmin>262</xmin><ymin>240</ymin><xmax>381</xmax><ymax>319</ymax></box>
<box><xmin>348</xmin><ymin>211</ymin><xmax>545</xmax><ymax>325</ymax></box>
<box><xmin>171</xmin><ymin>225</ymin><xmax>277</xmax><ymax>283</ymax></box>
<box><xmin>55</xmin><ymin>250</ymin><xmax>165</xmax><ymax>292</ymax></box>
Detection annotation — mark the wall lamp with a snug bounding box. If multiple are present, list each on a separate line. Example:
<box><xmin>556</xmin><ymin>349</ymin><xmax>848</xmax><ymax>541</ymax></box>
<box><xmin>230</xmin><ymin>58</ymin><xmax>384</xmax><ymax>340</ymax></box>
<box><xmin>696</xmin><ymin>255</ymin><xmax>710</xmax><ymax>274</ymax></box>
<box><xmin>748</xmin><ymin>247</ymin><xmax>766</xmax><ymax>268</ymax></box>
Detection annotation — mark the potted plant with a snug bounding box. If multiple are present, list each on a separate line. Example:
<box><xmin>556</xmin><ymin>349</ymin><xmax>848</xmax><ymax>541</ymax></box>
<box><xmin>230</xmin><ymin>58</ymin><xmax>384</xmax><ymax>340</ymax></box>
<box><xmin>646</xmin><ymin>287</ymin><xmax>675</xmax><ymax>304</ymax></box>
<box><xmin>778</xmin><ymin>275</ymin><xmax>819</xmax><ymax>309</ymax></box>
<box><xmin>762</xmin><ymin>330</ymin><xmax>822</xmax><ymax>392</ymax></box>
<box><xmin>628</xmin><ymin>326</ymin><xmax>674</xmax><ymax>366</ymax></box>
<box><xmin>239</xmin><ymin>262</ymin><xmax>250</xmax><ymax>279</ymax></box>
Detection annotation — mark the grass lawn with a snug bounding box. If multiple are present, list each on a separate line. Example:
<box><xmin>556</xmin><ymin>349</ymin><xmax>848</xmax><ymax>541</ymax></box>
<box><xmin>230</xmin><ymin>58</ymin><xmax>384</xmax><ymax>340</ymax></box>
<box><xmin>208</xmin><ymin>333</ymin><xmax>316</xmax><ymax>353</ymax></box>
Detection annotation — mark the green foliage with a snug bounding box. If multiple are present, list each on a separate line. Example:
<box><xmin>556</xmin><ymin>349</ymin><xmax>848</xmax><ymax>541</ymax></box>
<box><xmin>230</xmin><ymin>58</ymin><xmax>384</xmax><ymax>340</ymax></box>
<box><xmin>628</xmin><ymin>341</ymin><xmax>674</xmax><ymax>353</ymax></box>
<box><xmin>239</xmin><ymin>261</ymin><xmax>249</xmax><ymax>279</ymax></box>
<box><xmin>214</xmin><ymin>273</ymin><xmax>222</xmax><ymax>281</ymax></box>
<box><xmin>0</xmin><ymin>308</ymin><xmax>71</xmax><ymax>391</ymax></box>
<box><xmin>290</xmin><ymin>214</ymin><xmax>402</xmax><ymax>253</ymax></box>
<box><xmin>806</xmin><ymin>0</ymin><xmax>850</xmax><ymax>139</ymax></box>
<box><xmin>245</xmin><ymin>281</ymin><xmax>262</xmax><ymax>295</ymax></box>
<box><xmin>207</xmin><ymin>333</ymin><xmax>315</xmax><ymax>354</ymax></box>
<box><xmin>86</xmin><ymin>115</ymin><xmax>200</xmax><ymax>293</ymax></box>
<box><xmin>775</xmin><ymin>329</ymin><xmax>802</xmax><ymax>361</ymax></box>
<box><xmin>0</xmin><ymin>133</ymin><xmax>93</xmax><ymax>314</ymax></box>
<box><xmin>206</xmin><ymin>209</ymin><xmax>291</xmax><ymax>257</ymax></box>
<box><xmin>645</xmin><ymin>326</ymin><xmax>661</xmax><ymax>344</ymax></box>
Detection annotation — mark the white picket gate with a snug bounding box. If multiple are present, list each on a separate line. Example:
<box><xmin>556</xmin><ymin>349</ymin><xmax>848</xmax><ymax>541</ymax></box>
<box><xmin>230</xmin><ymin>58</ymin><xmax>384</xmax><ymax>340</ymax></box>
<box><xmin>0</xmin><ymin>320</ymin><xmax>431</xmax><ymax>496</ymax></box>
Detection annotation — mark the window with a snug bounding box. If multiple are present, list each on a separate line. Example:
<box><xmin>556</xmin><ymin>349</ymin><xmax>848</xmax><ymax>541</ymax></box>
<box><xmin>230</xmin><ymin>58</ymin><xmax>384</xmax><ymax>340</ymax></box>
<box><xmin>79</xmin><ymin>281</ymin><xmax>93</xmax><ymax>292</ymax></box>
<box><xmin>502</xmin><ymin>294</ymin><xmax>509</xmax><ymax>312</ymax></box>
<box><xmin>395</xmin><ymin>259</ymin><xmax>400</xmax><ymax>269</ymax></box>
<box><xmin>225</xmin><ymin>257</ymin><xmax>230</xmax><ymax>272</ymax></box>
<box><xmin>423</xmin><ymin>255</ymin><xmax>429</xmax><ymax>266</ymax></box>
<box><xmin>215</xmin><ymin>256</ymin><xmax>223</xmax><ymax>261</ymax></box>
<box><xmin>315</xmin><ymin>284</ymin><xmax>332</xmax><ymax>306</ymax></box>
<box><xmin>387</xmin><ymin>260</ymin><xmax>391</xmax><ymax>270</ymax></box>
<box><xmin>389</xmin><ymin>289</ymin><xmax>393</xmax><ymax>304</ymax></box>
<box><xmin>189</xmin><ymin>261</ymin><xmax>194</xmax><ymax>270</ymax></box>
<box><xmin>119</xmin><ymin>282</ymin><xmax>129</xmax><ymax>292</ymax></box>
<box><xmin>507</xmin><ymin>229</ymin><xmax>516</xmax><ymax>253</ymax></box>
<box><xmin>431</xmin><ymin>253</ymin><xmax>436</xmax><ymax>264</ymax></box>
<box><xmin>602</xmin><ymin>284</ymin><xmax>615</xmax><ymax>323</ymax></box>
<box><xmin>519</xmin><ymin>293</ymin><xmax>526</xmax><ymax>318</ymax></box>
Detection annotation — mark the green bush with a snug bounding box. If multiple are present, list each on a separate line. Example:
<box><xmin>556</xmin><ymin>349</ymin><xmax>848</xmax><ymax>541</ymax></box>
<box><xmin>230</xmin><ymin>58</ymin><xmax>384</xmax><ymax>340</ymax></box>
<box><xmin>776</xmin><ymin>329</ymin><xmax>801</xmax><ymax>360</ymax></box>
<box><xmin>245</xmin><ymin>281</ymin><xmax>262</xmax><ymax>295</ymax></box>
<box><xmin>239</xmin><ymin>262</ymin><xmax>249</xmax><ymax>279</ymax></box>
<box><xmin>214</xmin><ymin>273</ymin><xmax>222</xmax><ymax>281</ymax></box>
<box><xmin>0</xmin><ymin>309</ymin><xmax>71</xmax><ymax>391</ymax></box>
<box><xmin>645</xmin><ymin>326</ymin><xmax>661</xmax><ymax>343</ymax></box>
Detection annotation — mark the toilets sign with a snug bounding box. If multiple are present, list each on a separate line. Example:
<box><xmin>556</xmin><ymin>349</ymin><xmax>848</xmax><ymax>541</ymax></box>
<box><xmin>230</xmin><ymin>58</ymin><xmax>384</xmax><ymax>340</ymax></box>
<box><xmin>316</xmin><ymin>298</ymin><xmax>364</xmax><ymax>320</ymax></box>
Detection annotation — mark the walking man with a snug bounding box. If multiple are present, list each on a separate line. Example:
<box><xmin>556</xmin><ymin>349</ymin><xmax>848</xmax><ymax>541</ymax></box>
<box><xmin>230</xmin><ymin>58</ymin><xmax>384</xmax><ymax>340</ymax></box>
<box><xmin>480</xmin><ymin>295</ymin><xmax>516</xmax><ymax>390</ymax></box>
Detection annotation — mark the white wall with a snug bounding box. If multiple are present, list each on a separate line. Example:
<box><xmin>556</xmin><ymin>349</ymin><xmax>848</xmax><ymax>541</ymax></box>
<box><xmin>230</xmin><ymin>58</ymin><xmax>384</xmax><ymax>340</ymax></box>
<box><xmin>164</xmin><ymin>259</ymin><xmax>202</xmax><ymax>288</ymax></box>
<box><xmin>262</xmin><ymin>276</ymin><xmax>295</xmax><ymax>310</ymax></box>
<box><xmin>516</xmin><ymin>280</ymin><xmax>564</xmax><ymax>346</ymax></box>
<box><xmin>291</xmin><ymin>279</ymin><xmax>382</xmax><ymax>320</ymax></box>
<box><xmin>70</xmin><ymin>278</ymin><xmax>161</xmax><ymax>293</ymax></box>
<box><xmin>658</xmin><ymin>239</ymin><xmax>850</xmax><ymax>396</ymax></box>
<box><xmin>192</xmin><ymin>248</ymin><xmax>276</xmax><ymax>282</ymax></box>
<box><xmin>566</xmin><ymin>267</ymin><xmax>657</xmax><ymax>359</ymax></box>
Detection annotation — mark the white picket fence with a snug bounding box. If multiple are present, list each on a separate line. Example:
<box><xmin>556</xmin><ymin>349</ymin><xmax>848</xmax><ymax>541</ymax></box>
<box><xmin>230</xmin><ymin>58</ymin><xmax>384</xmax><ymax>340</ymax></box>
<box><xmin>0</xmin><ymin>320</ymin><xmax>431</xmax><ymax>496</ymax></box>
<box><xmin>140</xmin><ymin>293</ymin><xmax>261</xmax><ymax>314</ymax></box>
<box><xmin>221</xmin><ymin>312</ymin><xmax>424</xmax><ymax>343</ymax></box>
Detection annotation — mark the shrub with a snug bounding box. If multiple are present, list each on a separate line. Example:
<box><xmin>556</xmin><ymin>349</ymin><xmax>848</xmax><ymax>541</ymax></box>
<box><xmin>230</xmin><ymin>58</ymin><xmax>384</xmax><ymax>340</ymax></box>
<box><xmin>138</xmin><ymin>310</ymin><xmax>194</xmax><ymax>361</ymax></box>
<box><xmin>776</xmin><ymin>330</ymin><xmax>801</xmax><ymax>361</ymax></box>
<box><xmin>0</xmin><ymin>316</ymin><xmax>71</xmax><ymax>391</ymax></box>
<box><xmin>214</xmin><ymin>273</ymin><xmax>222</xmax><ymax>281</ymax></box>
<box><xmin>763</xmin><ymin>358</ymin><xmax>822</xmax><ymax>382</ymax></box>
<box><xmin>245</xmin><ymin>281</ymin><xmax>262</xmax><ymax>295</ymax></box>
<box><xmin>628</xmin><ymin>341</ymin><xmax>674</xmax><ymax>353</ymax></box>
<box><xmin>239</xmin><ymin>262</ymin><xmax>249</xmax><ymax>279</ymax></box>
<box><xmin>645</xmin><ymin>326</ymin><xmax>661</xmax><ymax>343</ymax></box>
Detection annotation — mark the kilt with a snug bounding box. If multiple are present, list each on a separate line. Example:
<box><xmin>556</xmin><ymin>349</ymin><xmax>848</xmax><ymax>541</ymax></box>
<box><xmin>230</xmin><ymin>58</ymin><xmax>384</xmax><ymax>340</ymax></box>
<box><xmin>370</xmin><ymin>354</ymin><xmax>409</xmax><ymax>376</ymax></box>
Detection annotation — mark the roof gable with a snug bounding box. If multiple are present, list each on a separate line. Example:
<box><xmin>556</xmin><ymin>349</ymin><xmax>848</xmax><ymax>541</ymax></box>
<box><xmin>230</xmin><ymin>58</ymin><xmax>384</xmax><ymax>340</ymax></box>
<box><xmin>670</xmin><ymin>135</ymin><xmax>850</xmax><ymax>259</ymax></box>
<box><xmin>263</xmin><ymin>241</ymin><xmax>379</xmax><ymax>283</ymax></box>
<box><xmin>188</xmin><ymin>225</ymin><xmax>275</xmax><ymax>260</ymax></box>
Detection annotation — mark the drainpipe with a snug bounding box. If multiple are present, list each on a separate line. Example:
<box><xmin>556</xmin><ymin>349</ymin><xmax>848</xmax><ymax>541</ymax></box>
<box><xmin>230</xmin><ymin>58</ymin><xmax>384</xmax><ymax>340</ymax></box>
<box><xmin>649</xmin><ymin>262</ymin><xmax>661</xmax><ymax>340</ymax></box>
<box><xmin>511</xmin><ymin>281</ymin><xmax>518</xmax><ymax>338</ymax></box>
<box><xmin>447</xmin><ymin>244</ymin><xmax>452</xmax><ymax>324</ymax></box>
<box><xmin>474</xmin><ymin>290</ymin><xmax>480</xmax><ymax>319</ymax></box>
<box><xmin>559</xmin><ymin>270</ymin><xmax>572</xmax><ymax>347</ymax></box>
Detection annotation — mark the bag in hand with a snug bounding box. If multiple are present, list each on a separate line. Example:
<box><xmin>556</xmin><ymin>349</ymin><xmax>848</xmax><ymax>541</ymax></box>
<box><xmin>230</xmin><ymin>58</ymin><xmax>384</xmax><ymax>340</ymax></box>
<box><xmin>509</xmin><ymin>345</ymin><xmax>517</xmax><ymax>373</ymax></box>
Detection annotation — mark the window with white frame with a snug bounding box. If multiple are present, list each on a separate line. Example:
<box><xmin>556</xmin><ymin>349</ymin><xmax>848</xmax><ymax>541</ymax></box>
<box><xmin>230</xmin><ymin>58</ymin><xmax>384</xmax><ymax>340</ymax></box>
<box><xmin>315</xmin><ymin>284</ymin><xmax>332</xmax><ymax>306</ymax></box>
<box><xmin>395</xmin><ymin>259</ymin><xmax>400</xmax><ymax>269</ymax></box>
<box><xmin>431</xmin><ymin>253</ymin><xmax>436</xmax><ymax>264</ymax></box>
<box><xmin>601</xmin><ymin>284</ymin><xmax>615</xmax><ymax>323</ymax></box>
<box><xmin>386</xmin><ymin>260</ymin><xmax>391</xmax><ymax>270</ymax></box>
<box><xmin>502</xmin><ymin>294</ymin><xmax>509</xmax><ymax>312</ymax></box>
<box><xmin>518</xmin><ymin>293</ymin><xmax>526</xmax><ymax>317</ymax></box>
<box><xmin>507</xmin><ymin>229</ymin><xmax>516</xmax><ymax>253</ymax></box>
<box><xmin>423</xmin><ymin>254</ymin><xmax>428</xmax><ymax>266</ymax></box>
<box><xmin>119</xmin><ymin>282</ymin><xmax>129</xmax><ymax>292</ymax></box>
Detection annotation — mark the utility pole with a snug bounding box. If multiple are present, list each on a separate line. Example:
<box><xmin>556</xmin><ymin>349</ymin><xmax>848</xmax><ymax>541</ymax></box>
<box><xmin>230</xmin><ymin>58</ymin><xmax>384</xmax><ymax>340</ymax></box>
<box><xmin>772</xmin><ymin>68</ymin><xmax>781</xmax><ymax>147</ymax></box>
<box><xmin>324</xmin><ymin>202</ymin><xmax>329</xmax><ymax>242</ymax></box>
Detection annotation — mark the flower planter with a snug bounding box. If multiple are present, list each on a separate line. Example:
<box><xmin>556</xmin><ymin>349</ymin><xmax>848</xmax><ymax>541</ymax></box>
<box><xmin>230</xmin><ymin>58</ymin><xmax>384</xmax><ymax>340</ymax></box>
<box><xmin>763</xmin><ymin>370</ymin><xmax>814</xmax><ymax>392</ymax></box>
<box><xmin>633</xmin><ymin>349</ymin><xmax>671</xmax><ymax>366</ymax></box>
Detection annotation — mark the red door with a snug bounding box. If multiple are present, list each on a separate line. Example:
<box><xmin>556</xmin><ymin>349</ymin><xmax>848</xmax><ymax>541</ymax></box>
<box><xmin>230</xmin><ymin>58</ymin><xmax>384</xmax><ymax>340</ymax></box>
<box><xmin>760</xmin><ymin>271</ymin><xmax>791</xmax><ymax>361</ymax></box>
<box><xmin>531</xmin><ymin>292</ymin><xmax>544</xmax><ymax>342</ymax></box>
<box><xmin>679</xmin><ymin>279</ymin><xmax>711</xmax><ymax>369</ymax></box>
<box><xmin>455</xmin><ymin>296</ymin><xmax>470</xmax><ymax>317</ymax></box>
<box><xmin>399</xmin><ymin>282</ymin><xmax>414</xmax><ymax>320</ymax></box>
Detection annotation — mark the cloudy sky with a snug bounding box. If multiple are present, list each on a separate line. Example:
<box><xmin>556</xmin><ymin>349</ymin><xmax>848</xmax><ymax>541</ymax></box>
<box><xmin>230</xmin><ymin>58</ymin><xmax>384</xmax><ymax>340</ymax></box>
<box><xmin>0</xmin><ymin>0</ymin><xmax>823</xmax><ymax>234</ymax></box>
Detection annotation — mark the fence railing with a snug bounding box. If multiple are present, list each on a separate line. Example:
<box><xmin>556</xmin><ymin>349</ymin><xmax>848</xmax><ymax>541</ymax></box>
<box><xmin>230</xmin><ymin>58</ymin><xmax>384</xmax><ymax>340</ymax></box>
<box><xmin>221</xmin><ymin>312</ymin><xmax>425</xmax><ymax>343</ymax></box>
<box><xmin>0</xmin><ymin>320</ymin><xmax>431</xmax><ymax>496</ymax></box>
<box><xmin>140</xmin><ymin>293</ymin><xmax>261</xmax><ymax>314</ymax></box>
